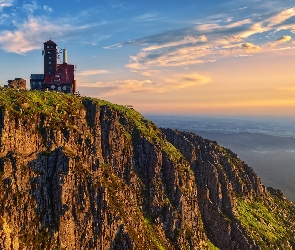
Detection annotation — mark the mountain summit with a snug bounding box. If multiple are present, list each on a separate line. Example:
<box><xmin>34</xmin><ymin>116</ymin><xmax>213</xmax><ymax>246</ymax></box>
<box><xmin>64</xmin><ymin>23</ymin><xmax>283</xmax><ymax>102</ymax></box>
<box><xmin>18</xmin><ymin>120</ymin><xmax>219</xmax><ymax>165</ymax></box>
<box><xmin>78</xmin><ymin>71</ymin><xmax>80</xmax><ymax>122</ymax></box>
<box><xmin>0</xmin><ymin>88</ymin><xmax>295</xmax><ymax>249</ymax></box>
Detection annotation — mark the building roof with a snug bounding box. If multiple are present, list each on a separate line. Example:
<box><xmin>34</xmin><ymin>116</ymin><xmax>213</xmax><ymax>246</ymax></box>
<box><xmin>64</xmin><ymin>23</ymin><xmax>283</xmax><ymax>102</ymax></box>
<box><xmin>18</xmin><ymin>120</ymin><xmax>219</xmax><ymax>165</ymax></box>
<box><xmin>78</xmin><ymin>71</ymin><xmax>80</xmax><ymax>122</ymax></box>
<box><xmin>44</xmin><ymin>40</ymin><xmax>57</xmax><ymax>45</ymax></box>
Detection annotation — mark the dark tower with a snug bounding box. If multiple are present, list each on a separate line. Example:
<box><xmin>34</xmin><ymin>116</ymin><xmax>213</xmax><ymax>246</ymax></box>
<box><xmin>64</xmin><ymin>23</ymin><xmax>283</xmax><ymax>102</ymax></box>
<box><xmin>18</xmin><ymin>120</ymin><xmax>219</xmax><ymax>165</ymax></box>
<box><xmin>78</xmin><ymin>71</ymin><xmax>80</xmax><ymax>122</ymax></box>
<box><xmin>43</xmin><ymin>40</ymin><xmax>57</xmax><ymax>75</ymax></box>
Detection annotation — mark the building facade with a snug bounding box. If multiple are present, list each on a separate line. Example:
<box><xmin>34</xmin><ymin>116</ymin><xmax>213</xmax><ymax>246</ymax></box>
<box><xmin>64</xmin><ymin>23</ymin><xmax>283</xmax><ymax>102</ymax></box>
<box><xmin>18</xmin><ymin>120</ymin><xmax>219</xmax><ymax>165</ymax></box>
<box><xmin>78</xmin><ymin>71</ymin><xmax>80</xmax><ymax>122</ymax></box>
<box><xmin>30</xmin><ymin>40</ymin><xmax>76</xmax><ymax>94</ymax></box>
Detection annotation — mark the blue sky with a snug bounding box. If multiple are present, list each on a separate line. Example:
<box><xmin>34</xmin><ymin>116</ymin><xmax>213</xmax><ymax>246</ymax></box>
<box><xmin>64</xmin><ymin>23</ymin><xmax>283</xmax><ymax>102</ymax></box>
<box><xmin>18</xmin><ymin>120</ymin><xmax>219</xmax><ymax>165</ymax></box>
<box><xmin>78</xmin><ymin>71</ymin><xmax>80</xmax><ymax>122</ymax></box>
<box><xmin>1</xmin><ymin>0</ymin><xmax>295</xmax><ymax>116</ymax></box>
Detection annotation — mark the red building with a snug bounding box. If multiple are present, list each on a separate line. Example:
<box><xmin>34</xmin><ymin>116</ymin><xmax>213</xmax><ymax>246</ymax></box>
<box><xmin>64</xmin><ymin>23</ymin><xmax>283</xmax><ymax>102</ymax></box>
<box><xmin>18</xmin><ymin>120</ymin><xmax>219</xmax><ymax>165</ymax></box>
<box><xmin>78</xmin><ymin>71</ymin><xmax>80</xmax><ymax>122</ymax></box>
<box><xmin>30</xmin><ymin>40</ymin><xmax>76</xmax><ymax>94</ymax></box>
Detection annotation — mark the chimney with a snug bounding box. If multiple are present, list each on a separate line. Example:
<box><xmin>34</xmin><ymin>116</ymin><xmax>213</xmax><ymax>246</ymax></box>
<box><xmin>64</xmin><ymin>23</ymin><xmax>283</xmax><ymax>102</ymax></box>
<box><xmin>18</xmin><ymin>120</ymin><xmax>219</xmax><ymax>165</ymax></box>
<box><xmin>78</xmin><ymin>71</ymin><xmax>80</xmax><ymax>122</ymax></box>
<box><xmin>63</xmin><ymin>49</ymin><xmax>68</xmax><ymax>64</ymax></box>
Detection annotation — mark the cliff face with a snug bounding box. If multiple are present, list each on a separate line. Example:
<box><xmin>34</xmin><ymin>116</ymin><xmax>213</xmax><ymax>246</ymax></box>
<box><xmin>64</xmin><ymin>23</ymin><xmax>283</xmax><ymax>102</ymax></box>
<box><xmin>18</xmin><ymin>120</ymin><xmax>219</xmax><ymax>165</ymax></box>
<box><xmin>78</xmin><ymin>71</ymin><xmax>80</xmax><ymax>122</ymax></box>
<box><xmin>0</xmin><ymin>89</ymin><xmax>295</xmax><ymax>250</ymax></box>
<box><xmin>161</xmin><ymin>129</ymin><xmax>264</xmax><ymax>249</ymax></box>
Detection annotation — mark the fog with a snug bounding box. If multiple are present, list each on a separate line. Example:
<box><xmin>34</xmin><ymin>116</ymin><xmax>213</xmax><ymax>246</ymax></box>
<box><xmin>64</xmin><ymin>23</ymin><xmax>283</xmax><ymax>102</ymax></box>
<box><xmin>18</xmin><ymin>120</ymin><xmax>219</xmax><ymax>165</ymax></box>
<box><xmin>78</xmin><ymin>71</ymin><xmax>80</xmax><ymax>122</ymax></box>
<box><xmin>146</xmin><ymin>115</ymin><xmax>295</xmax><ymax>203</ymax></box>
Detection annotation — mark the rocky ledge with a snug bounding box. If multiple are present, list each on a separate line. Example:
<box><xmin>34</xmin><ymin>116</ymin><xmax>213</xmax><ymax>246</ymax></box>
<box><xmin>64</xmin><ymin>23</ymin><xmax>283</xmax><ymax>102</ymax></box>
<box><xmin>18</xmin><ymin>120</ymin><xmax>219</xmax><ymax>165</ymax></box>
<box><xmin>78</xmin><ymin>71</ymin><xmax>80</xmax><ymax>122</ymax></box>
<box><xmin>0</xmin><ymin>88</ymin><xmax>295</xmax><ymax>250</ymax></box>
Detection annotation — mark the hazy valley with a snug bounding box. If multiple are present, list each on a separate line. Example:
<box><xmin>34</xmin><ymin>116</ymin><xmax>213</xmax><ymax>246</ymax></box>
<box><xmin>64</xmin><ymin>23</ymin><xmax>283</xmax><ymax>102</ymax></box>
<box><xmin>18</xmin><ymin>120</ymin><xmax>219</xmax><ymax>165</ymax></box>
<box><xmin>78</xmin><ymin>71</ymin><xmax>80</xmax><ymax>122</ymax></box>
<box><xmin>147</xmin><ymin>115</ymin><xmax>295</xmax><ymax>203</ymax></box>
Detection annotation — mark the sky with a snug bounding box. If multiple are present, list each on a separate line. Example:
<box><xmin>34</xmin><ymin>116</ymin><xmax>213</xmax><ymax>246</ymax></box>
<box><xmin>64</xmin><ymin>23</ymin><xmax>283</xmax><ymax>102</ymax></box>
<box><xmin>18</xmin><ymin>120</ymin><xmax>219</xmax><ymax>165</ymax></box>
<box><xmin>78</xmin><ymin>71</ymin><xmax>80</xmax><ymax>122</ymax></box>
<box><xmin>1</xmin><ymin>0</ymin><xmax>295</xmax><ymax>116</ymax></box>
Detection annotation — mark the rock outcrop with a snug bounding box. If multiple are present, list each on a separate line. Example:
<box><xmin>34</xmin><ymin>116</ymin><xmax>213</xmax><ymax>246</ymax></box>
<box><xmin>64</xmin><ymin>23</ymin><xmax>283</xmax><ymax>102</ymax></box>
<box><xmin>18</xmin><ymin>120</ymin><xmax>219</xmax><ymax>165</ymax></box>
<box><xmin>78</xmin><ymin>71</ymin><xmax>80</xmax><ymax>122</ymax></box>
<box><xmin>0</xmin><ymin>88</ymin><xmax>295</xmax><ymax>250</ymax></box>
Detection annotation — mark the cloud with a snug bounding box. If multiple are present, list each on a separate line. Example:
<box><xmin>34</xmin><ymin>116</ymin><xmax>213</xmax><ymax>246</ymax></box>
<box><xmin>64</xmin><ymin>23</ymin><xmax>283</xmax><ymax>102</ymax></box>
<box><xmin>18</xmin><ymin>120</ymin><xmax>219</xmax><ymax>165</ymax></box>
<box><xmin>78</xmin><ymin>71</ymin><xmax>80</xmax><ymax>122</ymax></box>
<box><xmin>0</xmin><ymin>13</ymin><xmax>8</xmax><ymax>24</ymax></box>
<box><xmin>0</xmin><ymin>0</ymin><xmax>13</xmax><ymax>11</ymax></box>
<box><xmin>76</xmin><ymin>69</ymin><xmax>110</xmax><ymax>77</ymax></box>
<box><xmin>236</xmin><ymin>54</ymin><xmax>253</xmax><ymax>57</ymax></box>
<box><xmin>43</xmin><ymin>5</ymin><xmax>53</xmax><ymax>12</ymax></box>
<box><xmin>79</xmin><ymin>72</ymin><xmax>211</xmax><ymax>96</ymax></box>
<box><xmin>143</xmin><ymin>35</ymin><xmax>207</xmax><ymax>52</ymax></box>
<box><xmin>105</xmin><ymin>26</ymin><xmax>196</xmax><ymax>49</ymax></box>
<box><xmin>229</xmin><ymin>7</ymin><xmax>248</xmax><ymax>12</ymax></box>
<box><xmin>108</xmin><ymin>1</ymin><xmax>131</xmax><ymax>10</ymax></box>
<box><xmin>265</xmin><ymin>7</ymin><xmax>295</xmax><ymax>27</ymax></box>
<box><xmin>226</xmin><ymin>19</ymin><xmax>252</xmax><ymax>28</ymax></box>
<box><xmin>269</xmin><ymin>35</ymin><xmax>292</xmax><ymax>47</ymax></box>
<box><xmin>274</xmin><ymin>46</ymin><xmax>294</xmax><ymax>51</ymax></box>
<box><xmin>107</xmin><ymin>6</ymin><xmax>295</xmax><ymax>70</ymax></box>
<box><xmin>132</xmin><ymin>13</ymin><xmax>162</xmax><ymax>22</ymax></box>
<box><xmin>235</xmin><ymin>22</ymin><xmax>267</xmax><ymax>39</ymax></box>
<box><xmin>276</xmin><ymin>35</ymin><xmax>292</xmax><ymax>43</ymax></box>
<box><xmin>140</xmin><ymin>70</ymin><xmax>161</xmax><ymax>76</ymax></box>
<box><xmin>23</xmin><ymin>1</ymin><xmax>38</xmax><ymax>14</ymax></box>
<box><xmin>0</xmin><ymin>17</ymin><xmax>106</xmax><ymax>54</ymax></box>
<box><xmin>160</xmin><ymin>73</ymin><xmax>211</xmax><ymax>89</ymax></box>
<box><xmin>126</xmin><ymin>48</ymin><xmax>208</xmax><ymax>69</ymax></box>
<box><xmin>0</xmin><ymin>17</ymin><xmax>66</xmax><ymax>54</ymax></box>
<box><xmin>240</xmin><ymin>42</ymin><xmax>261</xmax><ymax>51</ymax></box>
<box><xmin>79</xmin><ymin>79</ymin><xmax>161</xmax><ymax>95</ymax></box>
<box><xmin>81</xmin><ymin>35</ymin><xmax>111</xmax><ymax>46</ymax></box>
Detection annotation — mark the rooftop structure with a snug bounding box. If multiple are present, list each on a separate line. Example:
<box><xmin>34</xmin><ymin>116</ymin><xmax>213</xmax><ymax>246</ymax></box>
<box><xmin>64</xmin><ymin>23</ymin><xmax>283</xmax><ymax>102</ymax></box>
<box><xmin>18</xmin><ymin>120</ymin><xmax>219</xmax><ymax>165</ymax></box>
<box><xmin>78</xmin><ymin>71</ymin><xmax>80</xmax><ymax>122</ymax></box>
<box><xmin>30</xmin><ymin>40</ymin><xmax>76</xmax><ymax>94</ymax></box>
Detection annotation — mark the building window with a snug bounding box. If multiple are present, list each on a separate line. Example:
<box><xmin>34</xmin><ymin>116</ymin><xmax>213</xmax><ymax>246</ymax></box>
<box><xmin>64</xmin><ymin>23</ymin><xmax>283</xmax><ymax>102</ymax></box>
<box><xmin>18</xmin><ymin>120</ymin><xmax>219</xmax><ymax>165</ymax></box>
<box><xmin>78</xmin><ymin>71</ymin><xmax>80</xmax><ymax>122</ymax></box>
<box><xmin>49</xmin><ymin>57</ymin><xmax>51</xmax><ymax>59</ymax></box>
<box><xmin>49</xmin><ymin>62</ymin><xmax>51</xmax><ymax>64</ymax></box>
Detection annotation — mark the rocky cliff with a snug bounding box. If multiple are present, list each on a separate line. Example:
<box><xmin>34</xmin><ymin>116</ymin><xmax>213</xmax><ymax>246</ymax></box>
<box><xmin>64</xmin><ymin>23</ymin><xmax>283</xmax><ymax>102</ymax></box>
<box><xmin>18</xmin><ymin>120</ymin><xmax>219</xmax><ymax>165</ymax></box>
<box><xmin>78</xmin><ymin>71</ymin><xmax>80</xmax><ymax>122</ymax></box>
<box><xmin>0</xmin><ymin>88</ymin><xmax>295</xmax><ymax>250</ymax></box>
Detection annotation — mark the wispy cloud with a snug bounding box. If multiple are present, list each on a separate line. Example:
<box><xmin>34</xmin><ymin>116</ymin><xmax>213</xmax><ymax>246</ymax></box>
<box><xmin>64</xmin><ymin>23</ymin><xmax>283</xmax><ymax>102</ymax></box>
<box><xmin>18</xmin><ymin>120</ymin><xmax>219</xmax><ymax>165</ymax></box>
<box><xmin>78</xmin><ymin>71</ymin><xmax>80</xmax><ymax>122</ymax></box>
<box><xmin>79</xmin><ymin>72</ymin><xmax>211</xmax><ymax>96</ymax></box>
<box><xmin>0</xmin><ymin>16</ymin><xmax>107</xmax><ymax>54</ymax></box>
<box><xmin>132</xmin><ymin>13</ymin><xmax>163</xmax><ymax>22</ymax></box>
<box><xmin>240</xmin><ymin>42</ymin><xmax>261</xmax><ymax>51</ymax></box>
<box><xmin>23</xmin><ymin>1</ymin><xmax>38</xmax><ymax>14</ymax></box>
<box><xmin>264</xmin><ymin>7</ymin><xmax>295</xmax><ymax>27</ymax></box>
<box><xmin>143</xmin><ymin>35</ymin><xmax>207</xmax><ymax>52</ymax></box>
<box><xmin>276</xmin><ymin>35</ymin><xmax>292</xmax><ymax>43</ymax></box>
<box><xmin>80</xmin><ymin>35</ymin><xmax>111</xmax><ymax>46</ymax></box>
<box><xmin>80</xmin><ymin>79</ymin><xmax>159</xmax><ymax>95</ymax></box>
<box><xmin>76</xmin><ymin>69</ymin><xmax>110</xmax><ymax>77</ymax></box>
<box><xmin>229</xmin><ymin>7</ymin><xmax>248</xmax><ymax>12</ymax></box>
<box><xmin>160</xmin><ymin>73</ymin><xmax>211</xmax><ymax>89</ymax></box>
<box><xmin>0</xmin><ymin>0</ymin><xmax>14</xmax><ymax>11</ymax></box>
<box><xmin>0</xmin><ymin>13</ymin><xmax>8</xmax><ymax>24</ymax></box>
<box><xmin>104</xmin><ymin>5</ymin><xmax>295</xmax><ymax>70</ymax></box>
<box><xmin>268</xmin><ymin>35</ymin><xmax>292</xmax><ymax>48</ymax></box>
<box><xmin>43</xmin><ymin>5</ymin><xmax>53</xmax><ymax>12</ymax></box>
<box><xmin>107</xmin><ymin>0</ymin><xmax>132</xmax><ymax>10</ymax></box>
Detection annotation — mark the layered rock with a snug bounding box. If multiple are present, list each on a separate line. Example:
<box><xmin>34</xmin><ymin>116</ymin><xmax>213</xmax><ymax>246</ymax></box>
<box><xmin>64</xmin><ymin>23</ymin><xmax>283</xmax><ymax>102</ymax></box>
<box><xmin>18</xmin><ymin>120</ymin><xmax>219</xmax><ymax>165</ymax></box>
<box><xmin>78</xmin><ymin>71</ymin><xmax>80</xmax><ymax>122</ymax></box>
<box><xmin>0</xmin><ymin>89</ymin><xmax>295</xmax><ymax>250</ymax></box>
<box><xmin>161</xmin><ymin>129</ymin><xmax>265</xmax><ymax>249</ymax></box>
<box><xmin>161</xmin><ymin>129</ymin><xmax>295</xmax><ymax>249</ymax></box>
<box><xmin>0</xmin><ymin>90</ymin><xmax>208</xmax><ymax>249</ymax></box>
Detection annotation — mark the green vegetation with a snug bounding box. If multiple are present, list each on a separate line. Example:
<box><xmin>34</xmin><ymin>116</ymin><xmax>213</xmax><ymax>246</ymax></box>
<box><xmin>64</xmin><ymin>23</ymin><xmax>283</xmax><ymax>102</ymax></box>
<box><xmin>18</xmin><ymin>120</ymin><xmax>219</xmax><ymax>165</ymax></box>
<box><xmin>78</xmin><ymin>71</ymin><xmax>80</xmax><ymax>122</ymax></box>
<box><xmin>236</xmin><ymin>196</ymin><xmax>295</xmax><ymax>248</ymax></box>
<box><xmin>0</xmin><ymin>88</ymin><xmax>83</xmax><ymax>128</ymax></box>
<box><xmin>98</xmin><ymin>162</ymin><xmax>168</xmax><ymax>250</ymax></box>
<box><xmin>207</xmin><ymin>240</ymin><xmax>220</xmax><ymax>250</ymax></box>
<box><xmin>87</xmin><ymin>97</ymin><xmax>184</xmax><ymax>162</ymax></box>
<box><xmin>143</xmin><ymin>217</ymin><xmax>166</xmax><ymax>250</ymax></box>
<box><xmin>0</xmin><ymin>88</ymin><xmax>184</xmax><ymax>163</ymax></box>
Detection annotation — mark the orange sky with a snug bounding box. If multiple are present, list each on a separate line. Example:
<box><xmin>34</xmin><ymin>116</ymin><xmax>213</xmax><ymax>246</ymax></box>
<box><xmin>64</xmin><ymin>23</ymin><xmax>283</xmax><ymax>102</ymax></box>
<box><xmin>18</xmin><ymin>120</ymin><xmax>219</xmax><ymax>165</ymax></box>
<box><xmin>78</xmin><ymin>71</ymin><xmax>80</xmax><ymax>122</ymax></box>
<box><xmin>80</xmin><ymin>48</ymin><xmax>295</xmax><ymax>116</ymax></box>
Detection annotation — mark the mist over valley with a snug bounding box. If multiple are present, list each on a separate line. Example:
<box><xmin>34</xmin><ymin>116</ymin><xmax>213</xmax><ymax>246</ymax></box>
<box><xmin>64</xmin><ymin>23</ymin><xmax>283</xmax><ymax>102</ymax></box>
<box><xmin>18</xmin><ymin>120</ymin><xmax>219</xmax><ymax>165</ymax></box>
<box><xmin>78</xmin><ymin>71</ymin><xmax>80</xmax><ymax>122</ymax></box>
<box><xmin>147</xmin><ymin>115</ymin><xmax>295</xmax><ymax>202</ymax></box>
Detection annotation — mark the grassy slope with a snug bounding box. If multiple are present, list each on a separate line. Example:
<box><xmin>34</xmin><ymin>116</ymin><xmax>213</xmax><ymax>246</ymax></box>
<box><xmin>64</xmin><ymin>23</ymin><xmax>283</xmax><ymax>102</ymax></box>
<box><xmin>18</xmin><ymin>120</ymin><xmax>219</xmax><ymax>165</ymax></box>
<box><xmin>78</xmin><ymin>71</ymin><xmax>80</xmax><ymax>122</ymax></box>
<box><xmin>236</xmin><ymin>194</ymin><xmax>295</xmax><ymax>249</ymax></box>
<box><xmin>0</xmin><ymin>89</ymin><xmax>216</xmax><ymax>249</ymax></box>
<box><xmin>3</xmin><ymin>89</ymin><xmax>295</xmax><ymax>248</ymax></box>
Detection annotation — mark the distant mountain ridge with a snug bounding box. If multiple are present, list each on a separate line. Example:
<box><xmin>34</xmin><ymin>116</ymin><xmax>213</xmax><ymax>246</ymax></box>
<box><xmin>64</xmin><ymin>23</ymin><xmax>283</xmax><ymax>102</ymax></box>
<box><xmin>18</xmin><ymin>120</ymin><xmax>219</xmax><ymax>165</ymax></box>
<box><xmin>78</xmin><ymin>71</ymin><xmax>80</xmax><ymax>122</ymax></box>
<box><xmin>0</xmin><ymin>88</ymin><xmax>295</xmax><ymax>249</ymax></box>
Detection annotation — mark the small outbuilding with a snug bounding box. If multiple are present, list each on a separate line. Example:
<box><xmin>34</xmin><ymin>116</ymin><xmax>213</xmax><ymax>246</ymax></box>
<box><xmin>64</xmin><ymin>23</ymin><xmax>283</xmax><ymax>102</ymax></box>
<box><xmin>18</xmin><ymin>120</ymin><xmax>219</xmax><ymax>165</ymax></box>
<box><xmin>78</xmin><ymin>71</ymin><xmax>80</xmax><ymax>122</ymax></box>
<box><xmin>6</xmin><ymin>78</ymin><xmax>26</xmax><ymax>90</ymax></box>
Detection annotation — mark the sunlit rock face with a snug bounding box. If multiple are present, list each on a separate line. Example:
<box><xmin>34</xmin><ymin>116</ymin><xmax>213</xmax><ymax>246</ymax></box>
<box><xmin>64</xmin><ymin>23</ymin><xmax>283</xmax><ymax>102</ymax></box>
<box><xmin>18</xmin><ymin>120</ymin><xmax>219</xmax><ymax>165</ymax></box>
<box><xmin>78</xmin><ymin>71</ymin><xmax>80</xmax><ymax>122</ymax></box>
<box><xmin>0</xmin><ymin>89</ymin><xmax>295</xmax><ymax>250</ymax></box>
